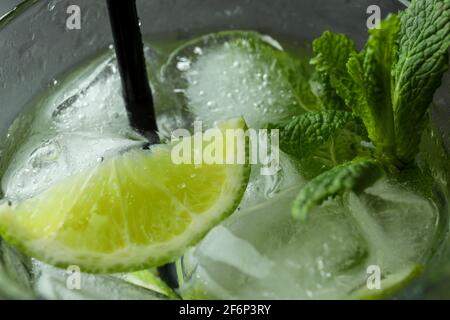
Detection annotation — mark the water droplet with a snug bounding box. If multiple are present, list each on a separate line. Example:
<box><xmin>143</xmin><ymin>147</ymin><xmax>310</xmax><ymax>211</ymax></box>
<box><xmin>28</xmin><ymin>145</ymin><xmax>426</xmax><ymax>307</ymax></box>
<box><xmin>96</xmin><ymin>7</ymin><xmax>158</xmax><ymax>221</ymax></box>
<box><xmin>108</xmin><ymin>44</ymin><xmax>114</xmax><ymax>50</ymax></box>
<box><xmin>97</xmin><ymin>157</ymin><xmax>104</xmax><ymax>163</ymax></box>
<box><xmin>52</xmin><ymin>79</ymin><xmax>58</xmax><ymax>86</ymax></box>
<box><xmin>178</xmin><ymin>183</ymin><xmax>187</xmax><ymax>189</ymax></box>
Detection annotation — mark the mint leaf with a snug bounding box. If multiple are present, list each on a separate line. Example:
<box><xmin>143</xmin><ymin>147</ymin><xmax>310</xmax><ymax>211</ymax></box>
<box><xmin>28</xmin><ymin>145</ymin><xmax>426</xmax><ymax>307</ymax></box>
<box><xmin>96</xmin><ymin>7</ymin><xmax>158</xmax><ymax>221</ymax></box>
<box><xmin>279</xmin><ymin>111</ymin><xmax>367</xmax><ymax>160</ymax></box>
<box><xmin>299</xmin><ymin>129</ymin><xmax>371</xmax><ymax>180</ymax></box>
<box><xmin>278</xmin><ymin>111</ymin><xmax>369</xmax><ymax>178</ymax></box>
<box><xmin>310</xmin><ymin>32</ymin><xmax>357</xmax><ymax>111</ymax></box>
<box><xmin>292</xmin><ymin>159</ymin><xmax>384</xmax><ymax>220</ymax></box>
<box><xmin>288</xmin><ymin>58</ymin><xmax>321</xmax><ymax>112</ymax></box>
<box><xmin>347</xmin><ymin>15</ymin><xmax>400</xmax><ymax>158</ymax></box>
<box><xmin>393</xmin><ymin>0</ymin><xmax>450</xmax><ymax>164</ymax></box>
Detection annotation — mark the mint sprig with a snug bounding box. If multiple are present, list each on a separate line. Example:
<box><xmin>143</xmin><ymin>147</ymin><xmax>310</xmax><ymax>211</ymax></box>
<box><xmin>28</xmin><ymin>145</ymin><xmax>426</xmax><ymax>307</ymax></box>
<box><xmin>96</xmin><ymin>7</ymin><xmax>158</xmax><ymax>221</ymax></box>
<box><xmin>310</xmin><ymin>32</ymin><xmax>357</xmax><ymax>111</ymax></box>
<box><xmin>347</xmin><ymin>15</ymin><xmax>400</xmax><ymax>160</ymax></box>
<box><xmin>393</xmin><ymin>0</ymin><xmax>450</xmax><ymax>163</ymax></box>
<box><xmin>276</xmin><ymin>110</ymin><xmax>369</xmax><ymax>178</ymax></box>
<box><xmin>283</xmin><ymin>0</ymin><xmax>449</xmax><ymax>219</ymax></box>
<box><xmin>292</xmin><ymin>159</ymin><xmax>384</xmax><ymax>220</ymax></box>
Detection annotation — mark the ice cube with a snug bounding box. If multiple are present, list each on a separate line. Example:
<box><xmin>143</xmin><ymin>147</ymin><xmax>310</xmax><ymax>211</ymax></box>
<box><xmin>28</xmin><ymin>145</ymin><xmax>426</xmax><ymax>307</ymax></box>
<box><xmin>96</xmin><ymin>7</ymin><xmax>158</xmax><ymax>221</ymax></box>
<box><xmin>162</xmin><ymin>32</ymin><xmax>304</xmax><ymax>129</ymax></box>
<box><xmin>0</xmin><ymin>46</ymin><xmax>176</xmax><ymax>201</ymax></box>
<box><xmin>238</xmin><ymin>151</ymin><xmax>305</xmax><ymax>210</ymax></box>
<box><xmin>1</xmin><ymin>132</ymin><xmax>144</xmax><ymax>201</ymax></box>
<box><xmin>50</xmin><ymin>59</ymin><xmax>129</xmax><ymax>134</ymax></box>
<box><xmin>179</xmin><ymin>178</ymin><xmax>441</xmax><ymax>299</ymax></box>
<box><xmin>347</xmin><ymin>178</ymin><xmax>442</xmax><ymax>268</ymax></box>
<box><xmin>179</xmin><ymin>187</ymin><xmax>370</xmax><ymax>299</ymax></box>
<box><xmin>31</xmin><ymin>260</ymin><xmax>165</xmax><ymax>300</ymax></box>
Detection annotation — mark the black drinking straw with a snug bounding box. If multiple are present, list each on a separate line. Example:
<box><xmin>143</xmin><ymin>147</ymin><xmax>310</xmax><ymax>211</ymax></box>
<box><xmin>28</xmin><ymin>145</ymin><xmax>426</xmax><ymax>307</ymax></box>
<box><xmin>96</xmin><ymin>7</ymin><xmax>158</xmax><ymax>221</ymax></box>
<box><xmin>107</xmin><ymin>0</ymin><xmax>177</xmax><ymax>288</ymax></box>
<box><xmin>107</xmin><ymin>0</ymin><xmax>159</xmax><ymax>144</ymax></box>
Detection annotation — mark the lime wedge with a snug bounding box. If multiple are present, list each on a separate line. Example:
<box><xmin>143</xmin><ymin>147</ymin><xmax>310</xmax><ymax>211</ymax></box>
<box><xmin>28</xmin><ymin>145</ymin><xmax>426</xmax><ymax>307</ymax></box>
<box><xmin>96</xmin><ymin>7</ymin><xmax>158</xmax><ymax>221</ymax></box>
<box><xmin>350</xmin><ymin>264</ymin><xmax>423</xmax><ymax>300</ymax></box>
<box><xmin>119</xmin><ymin>270</ymin><xmax>178</xmax><ymax>299</ymax></box>
<box><xmin>0</xmin><ymin>118</ymin><xmax>249</xmax><ymax>273</ymax></box>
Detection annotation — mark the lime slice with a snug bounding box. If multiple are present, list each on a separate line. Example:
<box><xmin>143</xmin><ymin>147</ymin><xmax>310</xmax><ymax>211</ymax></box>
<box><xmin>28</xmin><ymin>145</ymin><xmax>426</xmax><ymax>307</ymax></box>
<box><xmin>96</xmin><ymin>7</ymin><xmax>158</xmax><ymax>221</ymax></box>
<box><xmin>350</xmin><ymin>264</ymin><xmax>423</xmax><ymax>300</ymax></box>
<box><xmin>0</xmin><ymin>118</ymin><xmax>250</xmax><ymax>273</ymax></box>
<box><xmin>119</xmin><ymin>270</ymin><xmax>178</xmax><ymax>299</ymax></box>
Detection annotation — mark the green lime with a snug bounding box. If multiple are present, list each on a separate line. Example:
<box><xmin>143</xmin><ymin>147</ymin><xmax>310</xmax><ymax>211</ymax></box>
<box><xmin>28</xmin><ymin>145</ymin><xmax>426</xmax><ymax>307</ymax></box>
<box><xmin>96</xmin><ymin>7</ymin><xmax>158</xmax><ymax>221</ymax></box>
<box><xmin>0</xmin><ymin>118</ymin><xmax>250</xmax><ymax>273</ymax></box>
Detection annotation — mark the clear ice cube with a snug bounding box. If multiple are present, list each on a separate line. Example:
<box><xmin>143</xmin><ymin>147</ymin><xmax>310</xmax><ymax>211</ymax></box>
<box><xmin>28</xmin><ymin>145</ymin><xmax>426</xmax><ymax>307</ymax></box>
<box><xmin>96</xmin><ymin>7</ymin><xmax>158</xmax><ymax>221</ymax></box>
<box><xmin>162</xmin><ymin>32</ymin><xmax>303</xmax><ymax>129</ymax></box>
<box><xmin>1</xmin><ymin>132</ymin><xmax>144</xmax><ymax>201</ymax></box>
<box><xmin>238</xmin><ymin>150</ymin><xmax>305</xmax><ymax>210</ymax></box>
<box><xmin>179</xmin><ymin>178</ymin><xmax>441</xmax><ymax>299</ymax></box>
<box><xmin>32</xmin><ymin>260</ymin><xmax>165</xmax><ymax>300</ymax></box>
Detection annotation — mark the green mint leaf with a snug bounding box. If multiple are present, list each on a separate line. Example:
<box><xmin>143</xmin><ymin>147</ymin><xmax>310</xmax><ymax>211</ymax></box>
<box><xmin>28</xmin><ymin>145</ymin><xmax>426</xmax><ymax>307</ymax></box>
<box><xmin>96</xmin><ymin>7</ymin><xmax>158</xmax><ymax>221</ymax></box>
<box><xmin>347</xmin><ymin>15</ymin><xmax>400</xmax><ymax>158</ymax></box>
<box><xmin>277</xmin><ymin>110</ymin><xmax>370</xmax><ymax>179</ymax></box>
<box><xmin>288</xmin><ymin>58</ymin><xmax>322</xmax><ymax>112</ymax></box>
<box><xmin>279</xmin><ymin>110</ymin><xmax>367</xmax><ymax>160</ymax></box>
<box><xmin>292</xmin><ymin>159</ymin><xmax>384</xmax><ymax>220</ymax></box>
<box><xmin>393</xmin><ymin>0</ymin><xmax>450</xmax><ymax>163</ymax></box>
<box><xmin>298</xmin><ymin>128</ymin><xmax>372</xmax><ymax>180</ymax></box>
<box><xmin>310</xmin><ymin>32</ymin><xmax>357</xmax><ymax>111</ymax></box>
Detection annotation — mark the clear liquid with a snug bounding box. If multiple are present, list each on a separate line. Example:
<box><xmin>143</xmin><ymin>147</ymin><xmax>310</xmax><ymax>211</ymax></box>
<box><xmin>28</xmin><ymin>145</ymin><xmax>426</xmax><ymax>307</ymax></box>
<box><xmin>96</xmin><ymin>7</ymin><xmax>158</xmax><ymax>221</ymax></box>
<box><xmin>0</xmin><ymin>33</ymin><xmax>448</xmax><ymax>300</ymax></box>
